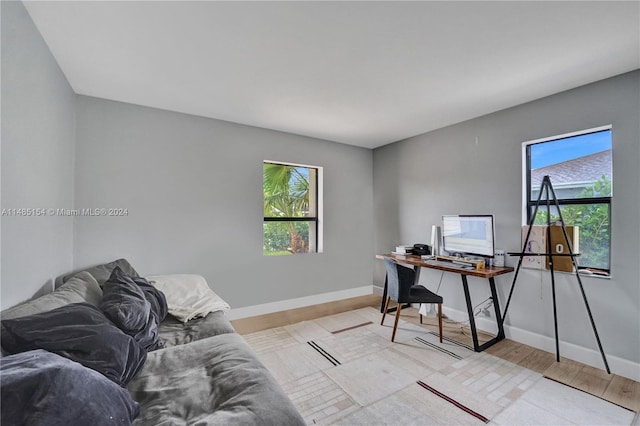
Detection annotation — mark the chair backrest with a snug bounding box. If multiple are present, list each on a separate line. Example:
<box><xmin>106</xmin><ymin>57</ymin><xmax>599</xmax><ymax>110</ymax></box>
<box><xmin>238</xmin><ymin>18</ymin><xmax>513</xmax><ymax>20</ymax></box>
<box><xmin>384</xmin><ymin>258</ymin><xmax>415</xmax><ymax>302</ymax></box>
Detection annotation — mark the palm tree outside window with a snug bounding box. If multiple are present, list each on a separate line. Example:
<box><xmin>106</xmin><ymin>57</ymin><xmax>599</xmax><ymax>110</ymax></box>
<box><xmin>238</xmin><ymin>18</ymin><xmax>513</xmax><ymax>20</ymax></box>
<box><xmin>263</xmin><ymin>161</ymin><xmax>320</xmax><ymax>255</ymax></box>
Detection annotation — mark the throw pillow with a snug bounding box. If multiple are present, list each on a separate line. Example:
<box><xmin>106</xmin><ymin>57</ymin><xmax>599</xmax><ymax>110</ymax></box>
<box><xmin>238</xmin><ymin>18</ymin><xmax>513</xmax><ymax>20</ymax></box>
<box><xmin>1</xmin><ymin>303</ymin><xmax>147</xmax><ymax>386</ymax></box>
<box><xmin>101</xmin><ymin>269</ymin><xmax>151</xmax><ymax>334</ymax></box>
<box><xmin>103</xmin><ymin>267</ymin><xmax>168</xmax><ymax>351</ymax></box>
<box><xmin>58</xmin><ymin>258</ymin><xmax>140</xmax><ymax>287</ymax></box>
<box><xmin>146</xmin><ymin>274</ymin><xmax>230</xmax><ymax>323</ymax></box>
<box><xmin>0</xmin><ymin>272</ymin><xmax>102</xmax><ymax>321</ymax></box>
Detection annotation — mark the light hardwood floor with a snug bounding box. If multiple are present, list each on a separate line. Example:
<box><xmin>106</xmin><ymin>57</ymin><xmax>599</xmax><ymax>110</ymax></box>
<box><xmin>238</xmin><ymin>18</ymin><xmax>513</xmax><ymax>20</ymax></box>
<box><xmin>231</xmin><ymin>294</ymin><xmax>381</xmax><ymax>335</ymax></box>
<box><xmin>231</xmin><ymin>294</ymin><xmax>639</xmax><ymax>413</ymax></box>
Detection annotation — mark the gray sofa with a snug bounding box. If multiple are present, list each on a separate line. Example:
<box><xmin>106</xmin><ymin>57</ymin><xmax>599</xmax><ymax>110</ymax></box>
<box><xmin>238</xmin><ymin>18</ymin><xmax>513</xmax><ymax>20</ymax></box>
<box><xmin>0</xmin><ymin>259</ymin><xmax>304</xmax><ymax>425</ymax></box>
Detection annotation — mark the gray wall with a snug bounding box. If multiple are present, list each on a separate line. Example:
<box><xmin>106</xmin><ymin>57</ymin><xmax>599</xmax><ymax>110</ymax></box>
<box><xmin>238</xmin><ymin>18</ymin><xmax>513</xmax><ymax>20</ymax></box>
<box><xmin>1</xmin><ymin>1</ymin><xmax>76</xmax><ymax>309</ymax></box>
<box><xmin>373</xmin><ymin>71</ymin><xmax>640</xmax><ymax>365</ymax></box>
<box><xmin>74</xmin><ymin>96</ymin><xmax>373</xmax><ymax>309</ymax></box>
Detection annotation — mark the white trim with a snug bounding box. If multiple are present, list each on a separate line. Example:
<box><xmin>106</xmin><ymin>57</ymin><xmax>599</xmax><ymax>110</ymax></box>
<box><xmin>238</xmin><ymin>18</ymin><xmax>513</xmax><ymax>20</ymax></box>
<box><xmin>521</xmin><ymin>124</ymin><xmax>612</xmax><ymax>147</ymax></box>
<box><xmin>264</xmin><ymin>159</ymin><xmax>319</xmax><ymax>169</ymax></box>
<box><xmin>504</xmin><ymin>324</ymin><xmax>639</xmax><ymax>382</ymax></box>
<box><xmin>226</xmin><ymin>285</ymin><xmax>373</xmax><ymax>320</ymax></box>
<box><xmin>316</xmin><ymin>166</ymin><xmax>324</xmax><ymax>253</ymax></box>
<box><xmin>439</xmin><ymin>305</ymin><xmax>639</xmax><ymax>382</ymax></box>
<box><xmin>521</xmin><ymin>142</ymin><xmax>528</xmax><ymax>225</ymax></box>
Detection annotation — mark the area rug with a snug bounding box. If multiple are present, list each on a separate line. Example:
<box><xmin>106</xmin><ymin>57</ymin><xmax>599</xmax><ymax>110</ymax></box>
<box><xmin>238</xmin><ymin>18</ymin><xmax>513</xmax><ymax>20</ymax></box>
<box><xmin>243</xmin><ymin>307</ymin><xmax>635</xmax><ymax>425</ymax></box>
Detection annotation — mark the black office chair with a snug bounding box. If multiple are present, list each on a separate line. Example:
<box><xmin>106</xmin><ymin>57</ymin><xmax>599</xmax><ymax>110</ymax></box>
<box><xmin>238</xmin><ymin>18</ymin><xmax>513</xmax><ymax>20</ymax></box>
<box><xmin>381</xmin><ymin>258</ymin><xmax>443</xmax><ymax>343</ymax></box>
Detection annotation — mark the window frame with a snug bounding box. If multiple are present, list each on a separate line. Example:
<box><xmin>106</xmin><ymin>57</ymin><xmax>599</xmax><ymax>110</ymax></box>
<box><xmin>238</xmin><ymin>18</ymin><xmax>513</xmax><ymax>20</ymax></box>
<box><xmin>522</xmin><ymin>125</ymin><xmax>612</xmax><ymax>273</ymax></box>
<box><xmin>263</xmin><ymin>160</ymin><xmax>323</xmax><ymax>255</ymax></box>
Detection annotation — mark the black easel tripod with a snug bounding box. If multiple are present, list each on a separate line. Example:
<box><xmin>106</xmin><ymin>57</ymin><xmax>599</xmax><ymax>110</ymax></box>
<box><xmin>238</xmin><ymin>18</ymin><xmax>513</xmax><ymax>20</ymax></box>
<box><xmin>502</xmin><ymin>175</ymin><xmax>610</xmax><ymax>373</ymax></box>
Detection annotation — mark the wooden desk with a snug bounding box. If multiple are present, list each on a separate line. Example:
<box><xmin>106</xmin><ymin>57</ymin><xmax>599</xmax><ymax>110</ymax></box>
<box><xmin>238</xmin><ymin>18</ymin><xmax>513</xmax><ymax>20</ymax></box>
<box><xmin>376</xmin><ymin>253</ymin><xmax>514</xmax><ymax>352</ymax></box>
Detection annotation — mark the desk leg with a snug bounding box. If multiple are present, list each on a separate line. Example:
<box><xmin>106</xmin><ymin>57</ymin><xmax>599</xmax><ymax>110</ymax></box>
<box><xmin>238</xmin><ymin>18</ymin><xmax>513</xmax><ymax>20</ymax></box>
<box><xmin>489</xmin><ymin>277</ymin><xmax>506</xmax><ymax>339</ymax></box>
<box><xmin>462</xmin><ymin>275</ymin><xmax>506</xmax><ymax>352</ymax></box>
<box><xmin>461</xmin><ymin>275</ymin><xmax>480</xmax><ymax>351</ymax></box>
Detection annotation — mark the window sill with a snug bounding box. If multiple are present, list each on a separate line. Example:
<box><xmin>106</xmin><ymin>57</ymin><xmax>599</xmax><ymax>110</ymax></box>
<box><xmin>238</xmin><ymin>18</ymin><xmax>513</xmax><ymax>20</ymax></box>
<box><xmin>577</xmin><ymin>270</ymin><xmax>611</xmax><ymax>280</ymax></box>
<box><xmin>523</xmin><ymin>268</ymin><xmax>611</xmax><ymax>280</ymax></box>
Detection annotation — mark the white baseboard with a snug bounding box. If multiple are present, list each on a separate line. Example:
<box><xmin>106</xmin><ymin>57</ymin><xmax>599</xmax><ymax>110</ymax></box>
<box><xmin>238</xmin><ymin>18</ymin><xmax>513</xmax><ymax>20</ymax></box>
<box><xmin>227</xmin><ymin>286</ymin><xmax>374</xmax><ymax>321</ymax></box>
<box><xmin>439</xmin><ymin>305</ymin><xmax>640</xmax><ymax>382</ymax></box>
<box><xmin>504</xmin><ymin>324</ymin><xmax>640</xmax><ymax>382</ymax></box>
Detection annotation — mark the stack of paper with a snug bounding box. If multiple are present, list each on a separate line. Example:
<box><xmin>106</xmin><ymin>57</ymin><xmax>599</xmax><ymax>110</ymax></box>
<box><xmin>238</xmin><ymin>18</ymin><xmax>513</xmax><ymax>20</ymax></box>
<box><xmin>394</xmin><ymin>245</ymin><xmax>414</xmax><ymax>255</ymax></box>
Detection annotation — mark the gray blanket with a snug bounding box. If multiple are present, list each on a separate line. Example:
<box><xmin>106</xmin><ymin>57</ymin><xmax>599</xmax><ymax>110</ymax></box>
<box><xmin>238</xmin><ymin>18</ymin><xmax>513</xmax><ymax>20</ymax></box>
<box><xmin>128</xmin><ymin>332</ymin><xmax>305</xmax><ymax>425</ymax></box>
<box><xmin>1</xmin><ymin>349</ymin><xmax>140</xmax><ymax>425</ymax></box>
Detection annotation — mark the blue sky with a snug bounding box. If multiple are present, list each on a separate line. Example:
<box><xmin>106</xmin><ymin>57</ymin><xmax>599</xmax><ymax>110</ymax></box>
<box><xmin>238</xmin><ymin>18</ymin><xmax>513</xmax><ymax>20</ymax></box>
<box><xmin>530</xmin><ymin>129</ymin><xmax>611</xmax><ymax>169</ymax></box>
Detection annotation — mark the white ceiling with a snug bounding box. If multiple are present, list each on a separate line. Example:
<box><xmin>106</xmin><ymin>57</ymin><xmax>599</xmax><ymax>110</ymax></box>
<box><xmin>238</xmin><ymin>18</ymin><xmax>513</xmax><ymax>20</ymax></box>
<box><xmin>23</xmin><ymin>1</ymin><xmax>640</xmax><ymax>149</ymax></box>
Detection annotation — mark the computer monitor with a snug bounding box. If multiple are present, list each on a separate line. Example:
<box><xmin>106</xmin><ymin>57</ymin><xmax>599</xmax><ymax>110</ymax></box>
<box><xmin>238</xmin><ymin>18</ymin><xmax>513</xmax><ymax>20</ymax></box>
<box><xmin>442</xmin><ymin>215</ymin><xmax>495</xmax><ymax>258</ymax></box>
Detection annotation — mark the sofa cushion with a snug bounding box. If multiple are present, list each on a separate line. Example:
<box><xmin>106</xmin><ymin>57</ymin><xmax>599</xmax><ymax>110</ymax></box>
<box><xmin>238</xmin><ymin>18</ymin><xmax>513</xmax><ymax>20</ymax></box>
<box><xmin>1</xmin><ymin>303</ymin><xmax>147</xmax><ymax>386</ymax></box>
<box><xmin>128</xmin><ymin>333</ymin><xmax>305</xmax><ymax>425</ymax></box>
<box><xmin>0</xmin><ymin>272</ymin><xmax>102</xmax><ymax>321</ymax></box>
<box><xmin>158</xmin><ymin>311</ymin><xmax>236</xmax><ymax>348</ymax></box>
<box><xmin>57</xmin><ymin>258</ymin><xmax>140</xmax><ymax>287</ymax></box>
<box><xmin>147</xmin><ymin>274</ymin><xmax>230</xmax><ymax>323</ymax></box>
<box><xmin>102</xmin><ymin>267</ymin><xmax>168</xmax><ymax>352</ymax></box>
<box><xmin>1</xmin><ymin>349</ymin><xmax>140</xmax><ymax>425</ymax></box>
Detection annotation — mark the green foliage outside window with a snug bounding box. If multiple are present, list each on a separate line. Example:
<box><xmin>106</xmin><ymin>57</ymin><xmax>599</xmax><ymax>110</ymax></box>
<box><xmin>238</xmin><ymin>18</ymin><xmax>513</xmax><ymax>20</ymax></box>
<box><xmin>533</xmin><ymin>175</ymin><xmax>611</xmax><ymax>270</ymax></box>
<box><xmin>263</xmin><ymin>163</ymin><xmax>314</xmax><ymax>255</ymax></box>
<box><xmin>263</xmin><ymin>221</ymin><xmax>310</xmax><ymax>255</ymax></box>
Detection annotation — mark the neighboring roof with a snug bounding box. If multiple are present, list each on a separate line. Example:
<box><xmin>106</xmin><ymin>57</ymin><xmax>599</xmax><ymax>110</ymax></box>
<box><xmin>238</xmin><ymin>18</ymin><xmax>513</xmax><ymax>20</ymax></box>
<box><xmin>531</xmin><ymin>150</ymin><xmax>612</xmax><ymax>187</ymax></box>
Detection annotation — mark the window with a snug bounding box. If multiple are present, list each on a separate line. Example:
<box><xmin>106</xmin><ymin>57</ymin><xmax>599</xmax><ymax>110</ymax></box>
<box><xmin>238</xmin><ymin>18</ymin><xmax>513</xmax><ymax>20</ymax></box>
<box><xmin>263</xmin><ymin>161</ymin><xmax>321</xmax><ymax>255</ymax></box>
<box><xmin>523</xmin><ymin>126</ymin><xmax>612</xmax><ymax>273</ymax></box>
